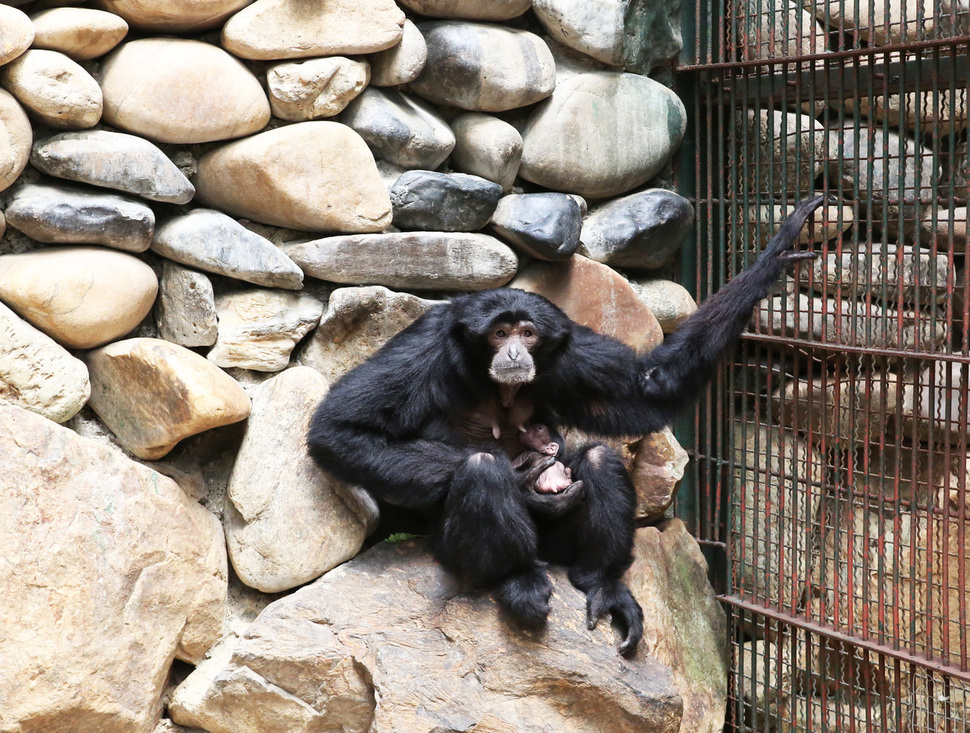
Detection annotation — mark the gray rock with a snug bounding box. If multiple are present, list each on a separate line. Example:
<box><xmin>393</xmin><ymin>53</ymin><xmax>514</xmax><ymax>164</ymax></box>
<box><xmin>490</xmin><ymin>192</ymin><xmax>582</xmax><ymax>260</ymax></box>
<box><xmin>154</xmin><ymin>262</ymin><xmax>218</xmax><ymax>348</ymax></box>
<box><xmin>298</xmin><ymin>285</ymin><xmax>437</xmax><ymax>384</ymax></box>
<box><xmin>520</xmin><ymin>72</ymin><xmax>686</xmax><ymax>198</ymax></box>
<box><xmin>207</xmin><ymin>289</ymin><xmax>324</xmax><ymax>372</ymax></box>
<box><xmin>4</xmin><ymin>182</ymin><xmax>154</xmax><ymax>252</ymax></box>
<box><xmin>410</xmin><ymin>22</ymin><xmax>556</xmax><ymax>112</ymax></box>
<box><xmin>170</xmin><ymin>539</ymin><xmax>684</xmax><ymax>733</ymax></box>
<box><xmin>341</xmin><ymin>87</ymin><xmax>455</xmax><ymax>169</ymax></box>
<box><xmin>285</xmin><ymin>231</ymin><xmax>518</xmax><ymax>291</ymax></box>
<box><xmin>738</xmin><ymin>109</ymin><xmax>826</xmax><ymax>196</ymax></box>
<box><xmin>450</xmin><ymin>112</ymin><xmax>522</xmax><ymax>191</ymax></box>
<box><xmin>368</xmin><ymin>18</ymin><xmax>427</xmax><ymax>87</ymax></box>
<box><xmin>152</xmin><ymin>209</ymin><xmax>305</xmax><ymax>290</ymax></box>
<box><xmin>225</xmin><ymin>367</ymin><xmax>374</xmax><ymax>593</ymax></box>
<box><xmin>389</xmin><ymin>169</ymin><xmax>502</xmax><ymax>231</ymax></box>
<box><xmin>578</xmin><ymin>189</ymin><xmax>694</xmax><ymax>269</ymax></box>
<box><xmin>30</xmin><ymin>129</ymin><xmax>195</xmax><ymax>204</ymax></box>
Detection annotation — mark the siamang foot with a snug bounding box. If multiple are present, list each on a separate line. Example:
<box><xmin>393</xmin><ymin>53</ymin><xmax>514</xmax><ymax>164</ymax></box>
<box><xmin>497</xmin><ymin>565</ymin><xmax>553</xmax><ymax>629</ymax></box>
<box><xmin>583</xmin><ymin>579</ymin><xmax>644</xmax><ymax>657</ymax></box>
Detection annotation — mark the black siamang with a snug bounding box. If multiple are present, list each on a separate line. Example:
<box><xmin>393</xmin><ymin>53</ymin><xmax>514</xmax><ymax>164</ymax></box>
<box><xmin>308</xmin><ymin>195</ymin><xmax>825</xmax><ymax>655</ymax></box>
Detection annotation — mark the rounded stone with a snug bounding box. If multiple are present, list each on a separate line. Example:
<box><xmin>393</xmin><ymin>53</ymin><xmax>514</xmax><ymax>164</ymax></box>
<box><xmin>222</xmin><ymin>0</ymin><xmax>405</xmax><ymax>60</ymax></box>
<box><xmin>740</xmin><ymin>110</ymin><xmax>826</xmax><ymax>196</ymax></box>
<box><xmin>369</xmin><ymin>19</ymin><xmax>427</xmax><ymax>87</ymax></box>
<box><xmin>0</xmin><ymin>5</ymin><xmax>33</xmax><ymax>66</ymax></box>
<box><xmin>490</xmin><ymin>192</ymin><xmax>582</xmax><ymax>261</ymax></box>
<box><xmin>267</xmin><ymin>57</ymin><xmax>369</xmax><ymax>121</ymax></box>
<box><xmin>0</xmin><ymin>49</ymin><xmax>102</xmax><ymax>129</ymax></box>
<box><xmin>29</xmin><ymin>8</ymin><xmax>129</xmax><ymax>60</ymax></box>
<box><xmin>0</xmin><ymin>246</ymin><xmax>158</xmax><ymax>349</ymax></box>
<box><xmin>389</xmin><ymin>170</ymin><xmax>502</xmax><ymax>232</ymax></box>
<box><xmin>398</xmin><ymin>0</ymin><xmax>532</xmax><ymax>19</ymax></box>
<box><xmin>0</xmin><ymin>88</ymin><xmax>31</xmax><ymax>193</ymax></box>
<box><xmin>520</xmin><ymin>72</ymin><xmax>687</xmax><ymax>198</ymax></box>
<box><xmin>410</xmin><ymin>22</ymin><xmax>555</xmax><ymax>112</ymax></box>
<box><xmin>97</xmin><ymin>0</ymin><xmax>250</xmax><ymax>32</ymax></box>
<box><xmin>195</xmin><ymin>121</ymin><xmax>391</xmax><ymax>233</ymax></box>
<box><xmin>629</xmin><ymin>279</ymin><xmax>697</xmax><ymax>334</ymax></box>
<box><xmin>451</xmin><ymin>113</ymin><xmax>523</xmax><ymax>192</ymax></box>
<box><xmin>99</xmin><ymin>39</ymin><xmax>270</xmax><ymax>144</ymax></box>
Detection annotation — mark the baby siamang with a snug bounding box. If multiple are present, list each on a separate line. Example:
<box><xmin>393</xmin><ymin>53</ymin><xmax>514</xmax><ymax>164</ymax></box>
<box><xmin>309</xmin><ymin>195</ymin><xmax>825</xmax><ymax>656</ymax></box>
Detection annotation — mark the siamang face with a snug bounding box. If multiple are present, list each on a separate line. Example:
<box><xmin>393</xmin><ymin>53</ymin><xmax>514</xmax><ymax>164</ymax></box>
<box><xmin>487</xmin><ymin>320</ymin><xmax>539</xmax><ymax>386</ymax></box>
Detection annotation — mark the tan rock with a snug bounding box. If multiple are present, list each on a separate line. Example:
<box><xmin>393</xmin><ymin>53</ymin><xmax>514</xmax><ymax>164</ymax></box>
<box><xmin>846</xmin><ymin>87</ymin><xmax>968</xmax><ymax>133</ymax></box>
<box><xmin>267</xmin><ymin>57</ymin><xmax>369</xmax><ymax>121</ymax></box>
<box><xmin>0</xmin><ymin>88</ymin><xmax>31</xmax><ymax>192</ymax></box>
<box><xmin>100</xmin><ymin>39</ymin><xmax>270</xmax><ymax>144</ymax></box>
<box><xmin>399</xmin><ymin>0</ymin><xmax>532</xmax><ymax>19</ymax></box>
<box><xmin>0</xmin><ymin>246</ymin><xmax>158</xmax><ymax>349</ymax></box>
<box><xmin>196</xmin><ymin>121</ymin><xmax>391</xmax><ymax>232</ymax></box>
<box><xmin>0</xmin><ymin>5</ymin><xmax>33</xmax><ymax>66</ymax></box>
<box><xmin>898</xmin><ymin>360</ymin><xmax>970</xmax><ymax>446</ymax></box>
<box><xmin>629</xmin><ymin>279</ymin><xmax>697</xmax><ymax>334</ymax></box>
<box><xmin>0</xmin><ymin>301</ymin><xmax>90</xmax><ymax>423</ymax></box>
<box><xmin>155</xmin><ymin>262</ymin><xmax>218</xmax><ymax>348</ymax></box>
<box><xmin>369</xmin><ymin>18</ymin><xmax>427</xmax><ymax>87</ymax></box>
<box><xmin>511</xmin><ymin>254</ymin><xmax>664</xmax><ymax>352</ymax></box>
<box><xmin>740</xmin><ymin>200</ymin><xmax>854</xmax><ymax>248</ymax></box>
<box><xmin>226</xmin><ymin>367</ymin><xmax>374</xmax><ymax>593</ymax></box>
<box><xmin>628</xmin><ymin>428</ymin><xmax>689</xmax><ymax>522</ymax></box>
<box><xmin>0</xmin><ymin>402</ymin><xmax>227</xmax><ymax>731</ymax></box>
<box><xmin>222</xmin><ymin>0</ymin><xmax>405</xmax><ymax>60</ymax></box>
<box><xmin>626</xmin><ymin>520</ymin><xmax>727</xmax><ymax>733</ymax></box>
<box><xmin>87</xmin><ymin>337</ymin><xmax>252</xmax><ymax>459</ymax></box>
<box><xmin>0</xmin><ymin>209</ymin><xmax>4</xmax><ymax>237</ymax></box>
<box><xmin>298</xmin><ymin>286</ymin><xmax>437</xmax><ymax>383</ymax></box>
<box><xmin>208</xmin><ymin>290</ymin><xmax>324</xmax><ymax>372</ymax></box>
<box><xmin>96</xmin><ymin>0</ymin><xmax>251</xmax><ymax>31</ymax></box>
<box><xmin>30</xmin><ymin>8</ymin><xmax>129</xmax><ymax>60</ymax></box>
<box><xmin>0</xmin><ymin>49</ymin><xmax>102</xmax><ymax>129</ymax></box>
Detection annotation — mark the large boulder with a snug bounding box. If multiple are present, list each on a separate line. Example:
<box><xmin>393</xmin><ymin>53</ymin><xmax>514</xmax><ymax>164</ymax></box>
<box><xmin>171</xmin><ymin>538</ymin><xmax>688</xmax><ymax>733</ymax></box>
<box><xmin>0</xmin><ymin>402</ymin><xmax>227</xmax><ymax>732</ymax></box>
<box><xmin>0</xmin><ymin>88</ymin><xmax>31</xmax><ymax>192</ymax></box>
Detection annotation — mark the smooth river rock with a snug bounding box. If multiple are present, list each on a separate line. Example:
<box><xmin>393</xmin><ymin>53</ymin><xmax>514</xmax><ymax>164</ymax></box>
<box><xmin>285</xmin><ymin>232</ymin><xmax>518</xmax><ymax>291</ymax></box>
<box><xmin>30</xmin><ymin>129</ymin><xmax>195</xmax><ymax>204</ymax></box>
<box><xmin>195</xmin><ymin>121</ymin><xmax>392</xmax><ymax>233</ymax></box>
<box><xmin>410</xmin><ymin>22</ymin><xmax>556</xmax><ymax>112</ymax></box>
<box><xmin>520</xmin><ymin>72</ymin><xmax>687</xmax><ymax>198</ymax></box>
<box><xmin>739</xmin><ymin>109</ymin><xmax>826</xmax><ymax>195</ymax></box>
<box><xmin>154</xmin><ymin>262</ymin><xmax>218</xmax><ymax>348</ymax></box>
<box><xmin>30</xmin><ymin>8</ymin><xmax>129</xmax><ymax>60</ymax></box>
<box><xmin>222</xmin><ymin>0</ymin><xmax>405</xmax><ymax>60</ymax></box>
<box><xmin>207</xmin><ymin>290</ymin><xmax>324</xmax><ymax>372</ymax></box>
<box><xmin>579</xmin><ymin>189</ymin><xmax>695</xmax><ymax>269</ymax></box>
<box><xmin>0</xmin><ymin>49</ymin><xmax>102</xmax><ymax>129</ymax></box>
<box><xmin>0</xmin><ymin>88</ymin><xmax>33</xmax><ymax>192</ymax></box>
<box><xmin>398</xmin><ymin>0</ymin><xmax>532</xmax><ymax>19</ymax></box>
<box><xmin>100</xmin><ymin>39</ymin><xmax>270</xmax><ymax>144</ymax></box>
<box><xmin>0</xmin><ymin>246</ymin><xmax>158</xmax><ymax>349</ymax></box>
<box><xmin>0</xmin><ymin>5</ymin><xmax>34</xmax><ymax>66</ymax></box>
<box><xmin>267</xmin><ymin>57</ymin><xmax>369</xmax><ymax>121</ymax></box>
<box><xmin>0</xmin><ymin>402</ymin><xmax>227</xmax><ymax>732</ymax></box>
<box><xmin>341</xmin><ymin>88</ymin><xmax>456</xmax><ymax>170</ymax></box>
<box><xmin>225</xmin><ymin>367</ymin><xmax>375</xmax><ymax>593</ymax></box>
<box><xmin>4</xmin><ymin>182</ymin><xmax>155</xmax><ymax>252</ymax></box>
<box><xmin>629</xmin><ymin>279</ymin><xmax>697</xmax><ymax>334</ymax></box>
<box><xmin>389</xmin><ymin>169</ymin><xmax>502</xmax><ymax>231</ymax></box>
<box><xmin>152</xmin><ymin>209</ymin><xmax>305</xmax><ymax>290</ymax></box>
<box><xmin>86</xmin><ymin>337</ymin><xmax>252</xmax><ymax>459</ymax></box>
<box><xmin>451</xmin><ymin>112</ymin><xmax>523</xmax><ymax>191</ymax></box>
<box><xmin>368</xmin><ymin>19</ymin><xmax>427</xmax><ymax>87</ymax></box>
<box><xmin>0</xmin><ymin>301</ymin><xmax>90</xmax><ymax>423</ymax></box>
<box><xmin>490</xmin><ymin>192</ymin><xmax>583</xmax><ymax>260</ymax></box>
<box><xmin>97</xmin><ymin>0</ymin><xmax>250</xmax><ymax>31</ymax></box>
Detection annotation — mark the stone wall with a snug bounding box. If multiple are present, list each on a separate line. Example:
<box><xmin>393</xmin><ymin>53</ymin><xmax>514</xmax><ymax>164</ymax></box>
<box><xmin>0</xmin><ymin>1</ymin><xmax>725</xmax><ymax>732</ymax></box>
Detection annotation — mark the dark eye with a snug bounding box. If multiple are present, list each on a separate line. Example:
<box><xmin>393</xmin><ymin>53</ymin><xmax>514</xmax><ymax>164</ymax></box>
<box><xmin>523</xmin><ymin>329</ymin><xmax>533</xmax><ymax>338</ymax></box>
<box><xmin>496</xmin><ymin>329</ymin><xmax>507</xmax><ymax>338</ymax></box>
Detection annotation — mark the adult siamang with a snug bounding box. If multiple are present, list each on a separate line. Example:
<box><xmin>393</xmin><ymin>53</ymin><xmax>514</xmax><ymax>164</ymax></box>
<box><xmin>308</xmin><ymin>195</ymin><xmax>825</xmax><ymax>656</ymax></box>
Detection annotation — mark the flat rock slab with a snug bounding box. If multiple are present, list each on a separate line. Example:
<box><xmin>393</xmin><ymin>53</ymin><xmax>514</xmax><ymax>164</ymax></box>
<box><xmin>225</xmin><ymin>367</ymin><xmax>374</xmax><ymax>593</ymax></box>
<box><xmin>410</xmin><ymin>22</ymin><xmax>556</xmax><ymax>112</ymax></box>
<box><xmin>286</xmin><ymin>232</ymin><xmax>518</xmax><ymax>291</ymax></box>
<box><xmin>100</xmin><ymin>38</ymin><xmax>270</xmax><ymax>144</ymax></box>
<box><xmin>30</xmin><ymin>8</ymin><xmax>129</xmax><ymax>60</ymax></box>
<box><xmin>0</xmin><ymin>48</ymin><xmax>102</xmax><ymax>129</ymax></box>
<box><xmin>341</xmin><ymin>88</ymin><xmax>455</xmax><ymax>170</ymax></box>
<box><xmin>520</xmin><ymin>72</ymin><xmax>687</xmax><ymax>198</ymax></box>
<box><xmin>298</xmin><ymin>285</ymin><xmax>437</xmax><ymax>383</ymax></box>
<box><xmin>0</xmin><ymin>301</ymin><xmax>89</xmax><ymax>423</ymax></box>
<box><xmin>208</xmin><ymin>290</ymin><xmax>324</xmax><ymax>372</ymax></box>
<box><xmin>0</xmin><ymin>88</ymin><xmax>31</xmax><ymax>193</ymax></box>
<box><xmin>389</xmin><ymin>169</ymin><xmax>502</xmax><ymax>232</ymax></box>
<box><xmin>222</xmin><ymin>0</ymin><xmax>404</xmax><ymax>60</ymax></box>
<box><xmin>0</xmin><ymin>246</ymin><xmax>158</xmax><ymax>349</ymax></box>
<box><xmin>99</xmin><ymin>0</ymin><xmax>249</xmax><ymax>31</ymax></box>
<box><xmin>152</xmin><ymin>208</ymin><xmax>304</xmax><ymax>290</ymax></box>
<box><xmin>155</xmin><ymin>262</ymin><xmax>218</xmax><ymax>348</ymax></box>
<box><xmin>4</xmin><ymin>182</ymin><xmax>155</xmax><ymax>252</ymax></box>
<box><xmin>579</xmin><ymin>189</ymin><xmax>695</xmax><ymax>270</ymax></box>
<box><xmin>490</xmin><ymin>191</ymin><xmax>583</xmax><ymax>260</ymax></box>
<box><xmin>512</xmin><ymin>255</ymin><xmax>663</xmax><ymax>352</ymax></box>
<box><xmin>30</xmin><ymin>129</ymin><xmax>195</xmax><ymax>204</ymax></box>
<box><xmin>86</xmin><ymin>337</ymin><xmax>252</xmax><ymax>460</ymax></box>
<box><xmin>0</xmin><ymin>402</ymin><xmax>227</xmax><ymax>732</ymax></box>
<box><xmin>171</xmin><ymin>539</ymin><xmax>684</xmax><ymax>733</ymax></box>
<box><xmin>195</xmin><ymin>121</ymin><xmax>391</xmax><ymax>233</ymax></box>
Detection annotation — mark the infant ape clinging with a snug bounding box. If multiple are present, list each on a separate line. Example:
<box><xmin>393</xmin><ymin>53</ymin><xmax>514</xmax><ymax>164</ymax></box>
<box><xmin>308</xmin><ymin>195</ymin><xmax>826</xmax><ymax>656</ymax></box>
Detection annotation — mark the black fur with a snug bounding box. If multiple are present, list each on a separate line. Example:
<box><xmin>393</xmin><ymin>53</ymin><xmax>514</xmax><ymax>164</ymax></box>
<box><xmin>308</xmin><ymin>195</ymin><xmax>826</xmax><ymax>655</ymax></box>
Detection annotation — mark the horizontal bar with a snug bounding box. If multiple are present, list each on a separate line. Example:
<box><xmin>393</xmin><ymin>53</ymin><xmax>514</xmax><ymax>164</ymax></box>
<box><xmin>740</xmin><ymin>332</ymin><xmax>970</xmax><ymax>363</ymax></box>
<box><xmin>721</xmin><ymin>594</ymin><xmax>970</xmax><ymax>684</ymax></box>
